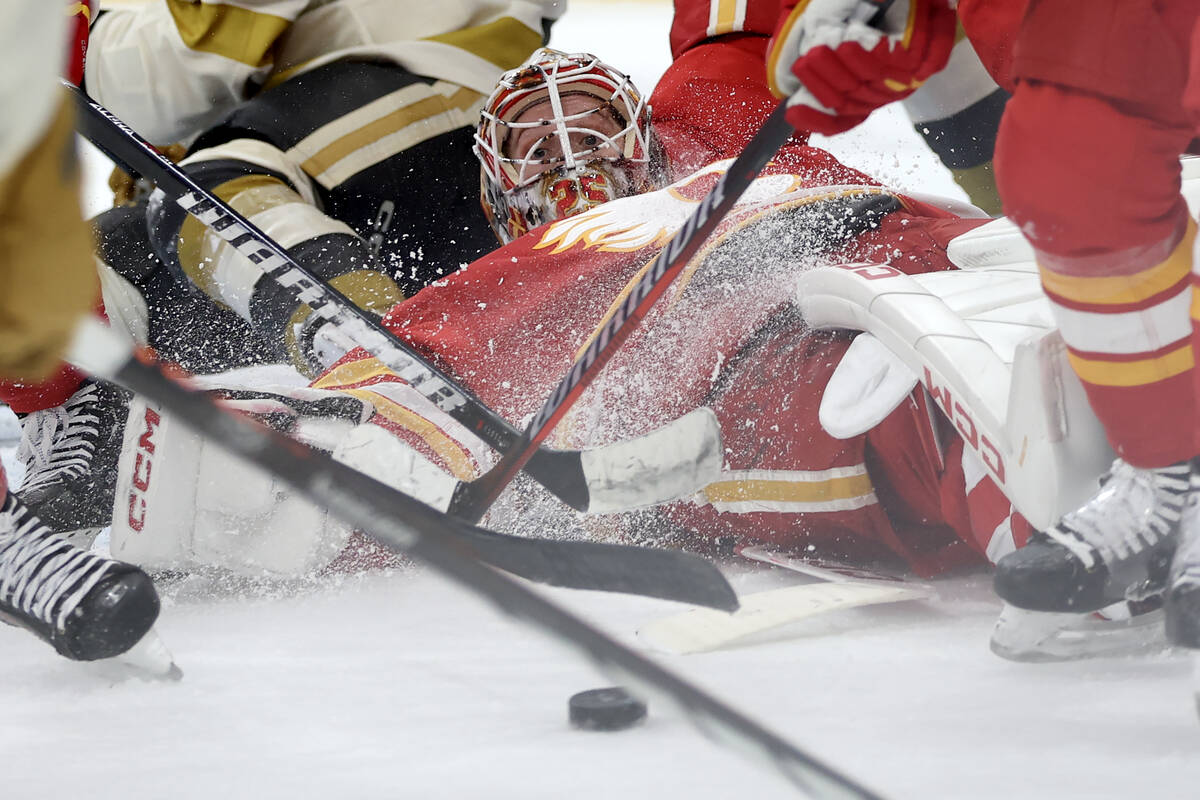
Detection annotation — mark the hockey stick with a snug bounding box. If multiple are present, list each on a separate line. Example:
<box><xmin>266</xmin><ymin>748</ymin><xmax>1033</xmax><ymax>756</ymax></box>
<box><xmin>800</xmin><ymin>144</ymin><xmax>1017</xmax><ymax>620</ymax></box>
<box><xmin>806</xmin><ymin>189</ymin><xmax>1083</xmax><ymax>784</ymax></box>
<box><xmin>68</xmin><ymin>84</ymin><xmax>718</xmax><ymax>516</ymax></box>
<box><xmin>70</xmin><ymin>318</ymin><xmax>881</xmax><ymax>800</ymax></box>
<box><xmin>447</xmin><ymin>1</ymin><xmax>901</xmax><ymax>522</ymax></box>
<box><xmin>448</xmin><ymin>104</ymin><xmax>796</xmax><ymax>521</ymax></box>
<box><xmin>85</xmin><ymin>349</ymin><xmax>734</xmax><ymax>608</ymax></box>
<box><xmin>638</xmin><ymin>581</ymin><xmax>932</xmax><ymax>655</ymax></box>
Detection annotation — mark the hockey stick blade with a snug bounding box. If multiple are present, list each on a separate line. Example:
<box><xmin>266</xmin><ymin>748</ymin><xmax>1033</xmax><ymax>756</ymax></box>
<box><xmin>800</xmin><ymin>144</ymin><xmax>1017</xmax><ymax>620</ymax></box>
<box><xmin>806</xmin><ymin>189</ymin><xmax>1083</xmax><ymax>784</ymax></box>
<box><xmin>638</xmin><ymin>581</ymin><xmax>932</xmax><ymax>655</ymax></box>
<box><xmin>449</xmin><ymin>104</ymin><xmax>797</xmax><ymax>522</ymax></box>
<box><xmin>71</xmin><ymin>318</ymin><xmax>880</xmax><ymax>800</ymax></box>
<box><xmin>450</xmin><ymin>525</ymin><xmax>737</xmax><ymax>610</ymax></box>
<box><xmin>68</xmin><ymin>85</ymin><xmax>716</xmax><ymax>517</ymax></box>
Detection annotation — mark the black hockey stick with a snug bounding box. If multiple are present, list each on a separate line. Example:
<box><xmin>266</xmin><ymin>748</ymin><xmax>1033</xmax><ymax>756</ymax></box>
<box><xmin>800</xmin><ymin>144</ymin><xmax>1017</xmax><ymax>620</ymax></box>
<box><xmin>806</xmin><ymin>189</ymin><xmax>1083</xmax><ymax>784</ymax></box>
<box><xmin>449</xmin><ymin>104</ymin><xmax>796</xmax><ymax>521</ymax></box>
<box><xmin>73</xmin><ymin>328</ymin><xmax>734</xmax><ymax>608</ymax></box>
<box><xmin>68</xmin><ymin>84</ymin><xmax>716</xmax><ymax>516</ymax></box>
<box><xmin>70</xmin><ymin>319</ymin><xmax>880</xmax><ymax>800</ymax></box>
<box><xmin>444</xmin><ymin>0</ymin><xmax>900</xmax><ymax>524</ymax></box>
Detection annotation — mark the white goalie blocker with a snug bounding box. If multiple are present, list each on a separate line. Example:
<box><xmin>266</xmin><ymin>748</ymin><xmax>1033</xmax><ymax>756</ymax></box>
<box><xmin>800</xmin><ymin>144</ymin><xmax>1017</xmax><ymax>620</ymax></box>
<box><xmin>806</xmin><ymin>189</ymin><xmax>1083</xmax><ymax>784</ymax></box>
<box><xmin>803</xmin><ymin>157</ymin><xmax>1200</xmax><ymax>530</ymax></box>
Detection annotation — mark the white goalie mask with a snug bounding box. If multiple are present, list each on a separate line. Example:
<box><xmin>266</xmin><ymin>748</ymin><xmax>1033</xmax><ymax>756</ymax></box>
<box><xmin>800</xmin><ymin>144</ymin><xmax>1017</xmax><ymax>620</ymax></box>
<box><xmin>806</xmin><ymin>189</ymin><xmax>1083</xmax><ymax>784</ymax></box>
<box><xmin>474</xmin><ymin>48</ymin><xmax>663</xmax><ymax>243</ymax></box>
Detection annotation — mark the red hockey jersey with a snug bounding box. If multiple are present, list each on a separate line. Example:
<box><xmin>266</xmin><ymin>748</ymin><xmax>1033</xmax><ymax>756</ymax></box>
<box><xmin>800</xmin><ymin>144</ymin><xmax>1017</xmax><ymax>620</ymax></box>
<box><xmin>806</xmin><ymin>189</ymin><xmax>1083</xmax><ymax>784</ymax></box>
<box><xmin>312</xmin><ymin>11</ymin><xmax>1021</xmax><ymax>577</ymax></box>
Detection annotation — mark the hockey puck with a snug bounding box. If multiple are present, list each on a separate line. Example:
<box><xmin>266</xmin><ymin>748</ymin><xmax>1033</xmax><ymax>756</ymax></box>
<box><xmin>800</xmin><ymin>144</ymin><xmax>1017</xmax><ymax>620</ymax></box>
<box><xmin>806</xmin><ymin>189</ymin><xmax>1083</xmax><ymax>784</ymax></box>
<box><xmin>568</xmin><ymin>687</ymin><xmax>647</xmax><ymax>731</ymax></box>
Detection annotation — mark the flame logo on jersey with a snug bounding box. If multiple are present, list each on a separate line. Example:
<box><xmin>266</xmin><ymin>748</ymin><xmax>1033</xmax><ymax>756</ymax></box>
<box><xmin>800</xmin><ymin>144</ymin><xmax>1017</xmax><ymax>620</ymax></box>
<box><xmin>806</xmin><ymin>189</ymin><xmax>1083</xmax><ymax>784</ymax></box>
<box><xmin>533</xmin><ymin>161</ymin><xmax>815</xmax><ymax>256</ymax></box>
<box><xmin>533</xmin><ymin>166</ymin><xmax>729</xmax><ymax>255</ymax></box>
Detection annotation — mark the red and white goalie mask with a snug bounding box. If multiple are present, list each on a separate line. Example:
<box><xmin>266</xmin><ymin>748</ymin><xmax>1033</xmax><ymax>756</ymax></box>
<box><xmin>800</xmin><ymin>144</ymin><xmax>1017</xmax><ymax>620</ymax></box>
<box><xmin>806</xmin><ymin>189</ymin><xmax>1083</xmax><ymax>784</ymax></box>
<box><xmin>474</xmin><ymin>48</ymin><xmax>662</xmax><ymax>243</ymax></box>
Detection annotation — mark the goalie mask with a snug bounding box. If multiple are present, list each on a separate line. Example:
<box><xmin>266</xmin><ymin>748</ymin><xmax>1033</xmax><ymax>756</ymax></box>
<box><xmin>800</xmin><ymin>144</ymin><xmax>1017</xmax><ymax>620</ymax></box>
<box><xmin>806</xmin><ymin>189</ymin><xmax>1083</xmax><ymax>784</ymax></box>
<box><xmin>474</xmin><ymin>48</ymin><xmax>663</xmax><ymax>244</ymax></box>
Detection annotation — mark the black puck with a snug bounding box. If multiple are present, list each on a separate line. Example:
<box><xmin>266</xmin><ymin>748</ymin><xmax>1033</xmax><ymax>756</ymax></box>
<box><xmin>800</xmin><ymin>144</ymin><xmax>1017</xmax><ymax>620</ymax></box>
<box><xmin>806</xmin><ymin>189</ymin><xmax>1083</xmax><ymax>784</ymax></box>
<box><xmin>568</xmin><ymin>687</ymin><xmax>647</xmax><ymax>731</ymax></box>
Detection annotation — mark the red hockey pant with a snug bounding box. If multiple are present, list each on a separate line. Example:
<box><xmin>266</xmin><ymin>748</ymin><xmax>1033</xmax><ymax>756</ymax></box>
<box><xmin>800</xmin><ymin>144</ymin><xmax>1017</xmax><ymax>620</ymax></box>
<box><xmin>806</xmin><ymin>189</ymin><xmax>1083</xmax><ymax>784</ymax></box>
<box><xmin>994</xmin><ymin>0</ymin><xmax>1200</xmax><ymax>467</ymax></box>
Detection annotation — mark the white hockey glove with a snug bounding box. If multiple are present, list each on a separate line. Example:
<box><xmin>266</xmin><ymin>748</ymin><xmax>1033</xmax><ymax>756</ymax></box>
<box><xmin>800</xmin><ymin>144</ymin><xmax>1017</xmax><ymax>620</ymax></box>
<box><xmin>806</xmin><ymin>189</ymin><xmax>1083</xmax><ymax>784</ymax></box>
<box><xmin>767</xmin><ymin>0</ymin><xmax>957</xmax><ymax>134</ymax></box>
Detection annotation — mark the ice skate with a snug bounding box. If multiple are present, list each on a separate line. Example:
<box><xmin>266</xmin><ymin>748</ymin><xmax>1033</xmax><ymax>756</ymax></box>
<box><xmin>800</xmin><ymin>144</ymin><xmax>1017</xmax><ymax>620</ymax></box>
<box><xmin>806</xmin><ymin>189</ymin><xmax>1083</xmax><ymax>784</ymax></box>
<box><xmin>993</xmin><ymin>459</ymin><xmax>1190</xmax><ymax>613</ymax></box>
<box><xmin>990</xmin><ymin>597</ymin><xmax>1167</xmax><ymax>663</ymax></box>
<box><xmin>16</xmin><ymin>379</ymin><xmax>130</xmax><ymax>542</ymax></box>
<box><xmin>0</xmin><ymin>492</ymin><xmax>162</xmax><ymax>663</ymax></box>
<box><xmin>1165</xmin><ymin>465</ymin><xmax>1200</xmax><ymax>649</ymax></box>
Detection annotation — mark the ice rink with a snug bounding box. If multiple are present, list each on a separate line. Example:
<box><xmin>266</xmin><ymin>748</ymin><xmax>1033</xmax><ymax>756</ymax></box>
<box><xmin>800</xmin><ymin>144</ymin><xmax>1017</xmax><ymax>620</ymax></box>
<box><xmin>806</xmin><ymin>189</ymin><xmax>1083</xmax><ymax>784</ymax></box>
<box><xmin>4</xmin><ymin>2</ymin><xmax>1198</xmax><ymax>799</ymax></box>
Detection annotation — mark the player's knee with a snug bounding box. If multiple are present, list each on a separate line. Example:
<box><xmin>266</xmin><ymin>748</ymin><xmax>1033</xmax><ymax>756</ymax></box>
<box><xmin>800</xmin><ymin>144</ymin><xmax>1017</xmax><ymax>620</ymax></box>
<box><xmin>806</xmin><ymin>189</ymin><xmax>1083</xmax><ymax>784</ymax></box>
<box><xmin>996</xmin><ymin>82</ymin><xmax>1184</xmax><ymax>256</ymax></box>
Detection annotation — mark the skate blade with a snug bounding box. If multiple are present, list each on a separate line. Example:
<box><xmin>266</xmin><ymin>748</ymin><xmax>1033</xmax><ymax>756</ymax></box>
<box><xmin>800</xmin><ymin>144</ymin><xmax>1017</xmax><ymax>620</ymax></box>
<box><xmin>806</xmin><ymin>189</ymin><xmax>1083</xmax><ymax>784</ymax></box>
<box><xmin>990</xmin><ymin>603</ymin><xmax>1166</xmax><ymax>663</ymax></box>
<box><xmin>87</xmin><ymin>628</ymin><xmax>183</xmax><ymax>682</ymax></box>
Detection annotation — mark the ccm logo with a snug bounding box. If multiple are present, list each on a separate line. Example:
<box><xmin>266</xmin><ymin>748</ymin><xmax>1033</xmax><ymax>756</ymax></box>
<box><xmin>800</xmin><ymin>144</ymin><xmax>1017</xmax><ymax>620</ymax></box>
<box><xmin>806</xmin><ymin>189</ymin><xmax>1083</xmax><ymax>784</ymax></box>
<box><xmin>126</xmin><ymin>407</ymin><xmax>161</xmax><ymax>532</ymax></box>
<box><xmin>922</xmin><ymin>368</ymin><xmax>1006</xmax><ymax>484</ymax></box>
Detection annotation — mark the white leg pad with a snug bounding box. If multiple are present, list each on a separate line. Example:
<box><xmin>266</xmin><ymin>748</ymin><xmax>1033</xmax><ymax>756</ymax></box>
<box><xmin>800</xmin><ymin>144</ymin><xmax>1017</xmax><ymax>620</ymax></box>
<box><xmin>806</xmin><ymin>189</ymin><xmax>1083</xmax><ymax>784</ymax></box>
<box><xmin>110</xmin><ymin>395</ymin><xmax>352</xmax><ymax>576</ymax></box>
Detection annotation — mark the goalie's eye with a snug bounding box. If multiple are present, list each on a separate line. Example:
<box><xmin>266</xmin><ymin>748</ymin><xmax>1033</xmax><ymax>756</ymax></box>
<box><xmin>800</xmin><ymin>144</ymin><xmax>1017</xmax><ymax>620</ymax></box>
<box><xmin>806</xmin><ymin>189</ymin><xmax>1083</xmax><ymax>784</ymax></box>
<box><xmin>580</xmin><ymin>134</ymin><xmax>601</xmax><ymax>150</ymax></box>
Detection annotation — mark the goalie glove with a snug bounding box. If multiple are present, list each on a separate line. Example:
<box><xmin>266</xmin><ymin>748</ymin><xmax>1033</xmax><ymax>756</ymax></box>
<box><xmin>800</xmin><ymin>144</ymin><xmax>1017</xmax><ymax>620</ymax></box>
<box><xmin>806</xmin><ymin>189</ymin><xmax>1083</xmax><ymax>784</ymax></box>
<box><xmin>767</xmin><ymin>0</ymin><xmax>957</xmax><ymax>135</ymax></box>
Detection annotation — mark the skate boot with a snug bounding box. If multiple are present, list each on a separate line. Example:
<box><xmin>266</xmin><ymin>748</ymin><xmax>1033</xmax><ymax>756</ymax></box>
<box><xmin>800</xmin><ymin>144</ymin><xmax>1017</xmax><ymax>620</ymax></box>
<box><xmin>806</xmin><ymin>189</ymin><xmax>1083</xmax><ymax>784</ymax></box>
<box><xmin>994</xmin><ymin>459</ymin><xmax>1190</xmax><ymax>612</ymax></box>
<box><xmin>16</xmin><ymin>379</ymin><xmax>130</xmax><ymax>541</ymax></box>
<box><xmin>0</xmin><ymin>491</ymin><xmax>161</xmax><ymax>662</ymax></box>
<box><xmin>1165</xmin><ymin>464</ymin><xmax>1200</xmax><ymax>648</ymax></box>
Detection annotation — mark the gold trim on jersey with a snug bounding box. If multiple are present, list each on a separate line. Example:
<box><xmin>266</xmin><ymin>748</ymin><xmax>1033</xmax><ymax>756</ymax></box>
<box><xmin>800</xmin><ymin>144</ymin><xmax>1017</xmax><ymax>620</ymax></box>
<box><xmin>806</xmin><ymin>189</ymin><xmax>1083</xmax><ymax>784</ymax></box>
<box><xmin>165</xmin><ymin>0</ymin><xmax>290</xmax><ymax>68</ymax></box>
<box><xmin>1038</xmin><ymin>221</ymin><xmax>1195</xmax><ymax>306</ymax></box>
<box><xmin>287</xmin><ymin>81</ymin><xmax>483</xmax><ymax>189</ymax></box>
<box><xmin>1066</xmin><ymin>344</ymin><xmax>1194</xmax><ymax>388</ymax></box>
<box><xmin>338</xmin><ymin>388</ymin><xmax>479</xmax><ymax>480</ymax></box>
<box><xmin>423</xmin><ymin>16</ymin><xmax>545</xmax><ymax>71</ymax></box>
<box><xmin>700</xmin><ymin>466</ymin><xmax>877</xmax><ymax>514</ymax></box>
<box><xmin>312</xmin><ymin>356</ymin><xmax>478</xmax><ymax>480</ymax></box>
<box><xmin>707</xmin><ymin>0</ymin><xmax>748</xmax><ymax>37</ymax></box>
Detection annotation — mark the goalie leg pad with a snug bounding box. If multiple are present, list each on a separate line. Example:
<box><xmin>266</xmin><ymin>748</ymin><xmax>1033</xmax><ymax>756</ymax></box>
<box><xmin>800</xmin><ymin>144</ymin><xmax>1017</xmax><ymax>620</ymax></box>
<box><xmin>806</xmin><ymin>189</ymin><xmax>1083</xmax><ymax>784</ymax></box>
<box><xmin>111</xmin><ymin>396</ymin><xmax>352</xmax><ymax>577</ymax></box>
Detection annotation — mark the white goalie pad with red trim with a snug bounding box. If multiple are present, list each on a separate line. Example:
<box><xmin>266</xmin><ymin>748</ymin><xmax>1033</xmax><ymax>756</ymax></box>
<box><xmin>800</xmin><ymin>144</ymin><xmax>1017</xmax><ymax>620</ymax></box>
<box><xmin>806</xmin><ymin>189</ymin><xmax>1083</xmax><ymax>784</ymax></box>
<box><xmin>110</xmin><ymin>391</ymin><xmax>355</xmax><ymax>578</ymax></box>
<box><xmin>799</xmin><ymin>215</ymin><xmax>1114</xmax><ymax>530</ymax></box>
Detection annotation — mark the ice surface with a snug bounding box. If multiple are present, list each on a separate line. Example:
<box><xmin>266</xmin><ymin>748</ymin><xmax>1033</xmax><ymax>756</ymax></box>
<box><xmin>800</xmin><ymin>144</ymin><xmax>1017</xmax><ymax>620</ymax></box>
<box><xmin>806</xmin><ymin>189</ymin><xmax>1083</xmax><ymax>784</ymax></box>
<box><xmin>9</xmin><ymin>3</ymin><xmax>1197</xmax><ymax>799</ymax></box>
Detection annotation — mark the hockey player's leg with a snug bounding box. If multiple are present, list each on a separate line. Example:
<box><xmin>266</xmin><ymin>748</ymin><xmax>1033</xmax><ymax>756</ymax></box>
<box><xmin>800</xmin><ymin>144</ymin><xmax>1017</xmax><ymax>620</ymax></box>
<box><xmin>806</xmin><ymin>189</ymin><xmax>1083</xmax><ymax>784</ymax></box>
<box><xmin>140</xmin><ymin>61</ymin><xmax>505</xmax><ymax>378</ymax></box>
<box><xmin>16</xmin><ymin>379</ymin><xmax>129</xmax><ymax>543</ymax></box>
<box><xmin>0</xmin><ymin>470</ymin><xmax>164</xmax><ymax>667</ymax></box>
<box><xmin>109</xmin><ymin>390</ymin><xmax>361</xmax><ymax>578</ymax></box>
<box><xmin>989</xmin><ymin>18</ymin><xmax>1200</xmax><ymax>611</ymax></box>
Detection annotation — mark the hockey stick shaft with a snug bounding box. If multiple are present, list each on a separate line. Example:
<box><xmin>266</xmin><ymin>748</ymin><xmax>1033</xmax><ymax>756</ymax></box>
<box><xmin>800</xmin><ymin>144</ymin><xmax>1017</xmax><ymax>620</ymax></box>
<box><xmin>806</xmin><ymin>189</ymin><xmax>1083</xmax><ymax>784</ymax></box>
<box><xmin>450</xmin><ymin>104</ymin><xmax>796</xmax><ymax>521</ymax></box>
<box><xmin>71</xmin><ymin>318</ymin><xmax>880</xmax><ymax>800</ymax></box>
<box><xmin>67</xmin><ymin>84</ymin><xmax>593</xmax><ymax>511</ymax></box>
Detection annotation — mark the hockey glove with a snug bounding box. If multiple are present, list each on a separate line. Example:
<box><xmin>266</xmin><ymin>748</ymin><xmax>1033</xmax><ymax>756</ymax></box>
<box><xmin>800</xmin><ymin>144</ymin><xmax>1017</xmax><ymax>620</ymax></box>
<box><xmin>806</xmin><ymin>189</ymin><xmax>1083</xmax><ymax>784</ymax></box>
<box><xmin>767</xmin><ymin>0</ymin><xmax>957</xmax><ymax>135</ymax></box>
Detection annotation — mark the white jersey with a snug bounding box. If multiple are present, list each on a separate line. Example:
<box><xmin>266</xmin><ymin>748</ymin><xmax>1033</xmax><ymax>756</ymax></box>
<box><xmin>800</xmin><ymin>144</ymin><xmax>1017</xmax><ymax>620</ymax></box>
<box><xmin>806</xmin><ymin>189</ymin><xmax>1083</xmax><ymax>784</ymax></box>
<box><xmin>86</xmin><ymin>0</ymin><xmax>566</xmax><ymax>144</ymax></box>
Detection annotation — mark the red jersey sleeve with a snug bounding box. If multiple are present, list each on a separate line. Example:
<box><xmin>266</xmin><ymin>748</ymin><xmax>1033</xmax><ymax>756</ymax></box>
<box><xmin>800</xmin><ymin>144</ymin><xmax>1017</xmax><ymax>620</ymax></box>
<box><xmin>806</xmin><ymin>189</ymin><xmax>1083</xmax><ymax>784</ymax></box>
<box><xmin>669</xmin><ymin>0</ymin><xmax>783</xmax><ymax>58</ymax></box>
